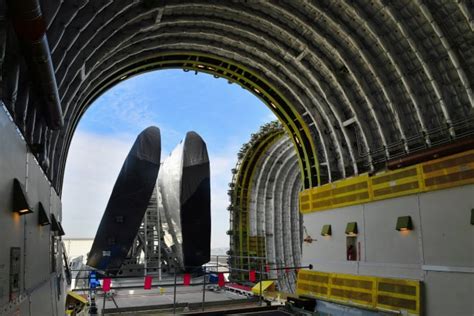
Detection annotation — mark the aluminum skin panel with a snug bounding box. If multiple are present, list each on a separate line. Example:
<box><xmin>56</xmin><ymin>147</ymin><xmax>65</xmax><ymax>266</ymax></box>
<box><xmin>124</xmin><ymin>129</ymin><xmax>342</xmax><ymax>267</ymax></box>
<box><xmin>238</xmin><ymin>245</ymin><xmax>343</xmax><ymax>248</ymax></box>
<box><xmin>159</xmin><ymin>131</ymin><xmax>210</xmax><ymax>271</ymax></box>
<box><xmin>87</xmin><ymin>126</ymin><xmax>161</xmax><ymax>273</ymax></box>
<box><xmin>159</xmin><ymin>140</ymin><xmax>184</xmax><ymax>268</ymax></box>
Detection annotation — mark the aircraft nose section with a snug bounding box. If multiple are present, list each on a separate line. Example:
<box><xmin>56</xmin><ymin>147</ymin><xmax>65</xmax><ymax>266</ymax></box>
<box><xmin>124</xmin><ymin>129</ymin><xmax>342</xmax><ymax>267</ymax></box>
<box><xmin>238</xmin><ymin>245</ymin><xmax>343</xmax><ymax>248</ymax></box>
<box><xmin>183</xmin><ymin>131</ymin><xmax>209</xmax><ymax>167</ymax></box>
<box><xmin>131</xmin><ymin>126</ymin><xmax>161</xmax><ymax>164</ymax></box>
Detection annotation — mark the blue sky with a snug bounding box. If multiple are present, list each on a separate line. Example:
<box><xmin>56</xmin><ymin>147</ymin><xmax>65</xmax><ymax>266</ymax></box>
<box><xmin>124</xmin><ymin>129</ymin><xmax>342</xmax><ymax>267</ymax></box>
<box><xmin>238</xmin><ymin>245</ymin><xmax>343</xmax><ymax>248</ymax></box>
<box><xmin>62</xmin><ymin>69</ymin><xmax>275</xmax><ymax>249</ymax></box>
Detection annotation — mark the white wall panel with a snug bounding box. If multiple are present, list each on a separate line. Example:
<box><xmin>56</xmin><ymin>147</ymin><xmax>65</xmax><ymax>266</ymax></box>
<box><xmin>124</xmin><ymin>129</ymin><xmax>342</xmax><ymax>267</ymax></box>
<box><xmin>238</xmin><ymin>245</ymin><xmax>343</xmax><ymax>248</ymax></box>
<box><xmin>364</xmin><ymin>195</ymin><xmax>421</xmax><ymax>265</ymax></box>
<box><xmin>302</xmin><ymin>204</ymin><xmax>364</xmax><ymax>269</ymax></box>
<box><xmin>419</xmin><ymin>186</ymin><xmax>474</xmax><ymax>267</ymax></box>
<box><xmin>423</xmin><ymin>271</ymin><xmax>474</xmax><ymax>316</ymax></box>
<box><xmin>301</xmin><ymin>183</ymin><xmax>474</xmax><ymax>315</ymax></box>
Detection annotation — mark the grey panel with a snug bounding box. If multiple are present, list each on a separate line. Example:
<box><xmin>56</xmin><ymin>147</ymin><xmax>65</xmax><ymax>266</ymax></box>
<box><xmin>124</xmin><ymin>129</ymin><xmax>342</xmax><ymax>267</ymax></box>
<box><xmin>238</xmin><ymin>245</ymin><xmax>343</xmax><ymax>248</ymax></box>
<box><xmin>25</xmin><ymin>154</ymin><xmax>52</xmax><ymax>289</ymax></box>
<box><xmin>0</xmin><ymin>106</ymin><xmax>65</xmax><ymax>314</ymax></box>
<box><xmin>29</xmin><ymin>280</ymin><xmax>53</xmax><ymax>316</ymax></box>
<box><xmin>424</xmin><ymin>271</ymin><xmax>474</xmax><ymax>316</ymax></box>
<box><xmin>301</xmin><ymin>204</ymin><xmax>365</xmax><ymax>270</ymax></box>
<box><xmin>0</xmin><ymin>107</ymin><xmax>27</xmax><ymax>306</ymax></box>
<box><xmin>364</xmin><ymin>195</ymin><xmax>421</xmax><ymax>265</ymax></box>
<box><xmin>50</xmin><ymin>185</ymin><xmax>62</xmax><ymax>220</ymax></box>
<box><xmin>419</xmin><ymin>185</ymin><xmax>474</xmax><ymax>267</ymax></box>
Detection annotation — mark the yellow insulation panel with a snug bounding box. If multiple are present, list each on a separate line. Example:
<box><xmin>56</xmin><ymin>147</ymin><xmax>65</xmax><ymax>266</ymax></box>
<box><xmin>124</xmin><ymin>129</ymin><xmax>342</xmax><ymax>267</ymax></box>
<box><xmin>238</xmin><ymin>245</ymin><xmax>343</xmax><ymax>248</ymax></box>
<box><xmin>371</xmin><ymin>165</ymin><xmax>423</xmax><ymax>201</ymax></box>
<box><xmin>376</xmin><ymin>277</ymin><xmax>420</xmax><ymax>314</ymax></box>
<box><xmin>296</xmin><ymin>270</ymin><xmax>330</xmax><ymax>298</ymax></box>
<box><xmin>329</xmin><ymin>273</ymin><xmax>376</xmax><ymax>307</ymax></box>
<box><xmin>301</xmin><ymin>174</ymin><xmax>370</xmax><ymax>213</ymax></box>
<box><xmin>422</xmin><ymin>150</ymin><xmax>474</xmax><ymax>191</ymax></box>
<box><xmin>299</xmin><ymin>191</ymin><xmax>311</xmax><ymax>213</ymax></box>
<box><xmin>300</xmin><ymin>150</ymin><xmax>474</xmax><ymax>213</ymax></box>
<box><xmin>296</xmin><ymin>270</ymin><xmax>420</xmax><ymax>315</ymax></box>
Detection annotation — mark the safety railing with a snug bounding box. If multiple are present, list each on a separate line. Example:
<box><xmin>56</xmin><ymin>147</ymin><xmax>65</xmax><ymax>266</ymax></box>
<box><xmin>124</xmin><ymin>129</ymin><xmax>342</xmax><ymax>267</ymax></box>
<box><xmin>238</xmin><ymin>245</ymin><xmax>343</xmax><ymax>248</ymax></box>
<box><xmin>69</xmin><ymin>255</ymin><xmax>311</xmax><ymax>314</ymax></box>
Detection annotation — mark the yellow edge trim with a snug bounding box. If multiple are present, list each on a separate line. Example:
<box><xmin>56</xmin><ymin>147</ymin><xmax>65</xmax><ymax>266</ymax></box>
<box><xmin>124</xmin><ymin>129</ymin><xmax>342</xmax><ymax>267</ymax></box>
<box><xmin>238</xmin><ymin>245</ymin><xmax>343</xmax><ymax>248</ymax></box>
<box><xmin>421</xmin><ymin>162</ymin><xmax>474</xmax><ymax>178</ymax></box>
<box><xmin>67</xmin><ymin>291</ymin><xmax>88</xmax><ymax>304</ymax></box>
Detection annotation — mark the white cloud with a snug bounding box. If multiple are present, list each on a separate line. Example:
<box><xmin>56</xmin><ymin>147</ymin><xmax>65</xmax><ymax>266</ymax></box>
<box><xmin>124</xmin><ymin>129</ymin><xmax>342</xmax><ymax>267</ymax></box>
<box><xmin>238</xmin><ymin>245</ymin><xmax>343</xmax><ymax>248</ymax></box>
<box><xmin>62</xmin><ymin>131</ymin><xmax>134</xmax><ymax>238</ymax></box>
<box><xmin>206</xmin><ymin>141</ymin><xmax>243</xmax><ymax>248</ymax></box>
<box><xmin>62</xmin><ymin>131</ymin><xmax>238</xmax><ymax>249</ymax></box>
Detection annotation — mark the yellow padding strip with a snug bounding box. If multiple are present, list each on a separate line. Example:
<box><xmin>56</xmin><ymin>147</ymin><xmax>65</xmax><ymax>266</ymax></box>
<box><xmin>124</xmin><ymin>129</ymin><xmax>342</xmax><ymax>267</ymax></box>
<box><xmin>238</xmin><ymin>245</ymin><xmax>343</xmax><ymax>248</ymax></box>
<box><xmin>296</xmin><ymin>270</ymin><xmax>420</xmax><ymax>315</ymax></box>
<box><xmin>301</xmin><ymin>174</ymin><xmax>370</xmax><ymax>213</ymax></box>
<box><xmin>300</xmin><ymin>150</ymin><xmax>474</xmax><ymax>213</ymax></box>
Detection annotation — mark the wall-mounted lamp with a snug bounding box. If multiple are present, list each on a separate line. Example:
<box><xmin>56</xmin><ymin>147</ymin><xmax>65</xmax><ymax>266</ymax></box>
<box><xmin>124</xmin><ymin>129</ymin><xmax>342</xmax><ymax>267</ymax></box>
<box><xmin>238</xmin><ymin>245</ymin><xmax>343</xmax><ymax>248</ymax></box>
<box><xmin>12</xmin><ymin>178</ymin><xmax>33</xmax><ymax>215</ymax></box>
<box><xmin>50</xmin><ymin>214</ymin><xmax>65</xmax><ymax>236</ymax></box>
<box><xmin>38</xmin><ymin>202</ymin><xmax>51</xmax><ymax>226</ymax></box>
<box><xmin>321</xmin><ymin>224</ymin><xmax>332</xmax><ymax>236</ymax></box>
<box><xmin>396</xmin><ymin>216</ymin><xmax>413</xmax><ymax>231</ymax></box>
<box><xmin>345</xmin><ymin>222</ymin><xmax>358</xmax><ymax>236</ymax></box>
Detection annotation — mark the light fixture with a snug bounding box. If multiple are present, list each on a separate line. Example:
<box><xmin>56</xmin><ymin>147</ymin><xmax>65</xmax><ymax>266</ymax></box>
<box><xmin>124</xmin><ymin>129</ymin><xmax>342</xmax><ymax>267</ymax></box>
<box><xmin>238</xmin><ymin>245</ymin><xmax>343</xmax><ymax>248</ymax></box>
<box><xmin>345</xmin><ymin>222</ymin><xmax>358</xmax><ymax>236</ymax></box>
<box><xmin>396</xmin><ymin>216</ymin><xmax>413</xmax><ymax>231</ymax></box>
<box><xmin>38</xmin><ymin>202</ymin><xmax>51</xmax><ymax>226</ymax></box>
<box><xmin>50</xmin><ymin>214</ymin><xmax>65</xmax><ymax>236</ymax></box>
<box><xmin>12</xmin><ymin>178</ymin><xmax>33</xmax><ymax>215</ymax></box>
<box><xmin>294</xmin><ymin>137</ymin><xmax>301</xmax><ymax>146</ymax></box>
<box><xmin>321</xmin><ymin>224</ymin><xmax>332</xmax><ymax>236</ymax></box>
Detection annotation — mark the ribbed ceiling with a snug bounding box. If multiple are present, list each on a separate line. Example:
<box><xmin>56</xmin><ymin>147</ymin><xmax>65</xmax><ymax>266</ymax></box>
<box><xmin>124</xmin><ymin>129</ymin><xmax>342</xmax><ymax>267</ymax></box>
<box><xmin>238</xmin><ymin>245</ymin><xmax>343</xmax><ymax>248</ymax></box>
<box><xmin>1</xmin><ymin>0</ymin><xmax>472</xmax><ymax>193</ymax></box>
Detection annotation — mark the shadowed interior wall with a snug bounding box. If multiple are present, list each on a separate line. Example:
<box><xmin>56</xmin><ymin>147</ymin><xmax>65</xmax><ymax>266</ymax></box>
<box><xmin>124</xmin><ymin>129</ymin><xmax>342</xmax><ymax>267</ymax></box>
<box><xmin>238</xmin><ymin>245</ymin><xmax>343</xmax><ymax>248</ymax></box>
<box><xmin>0</xmin><ymin>105</ymin><xmax>65</xmax><ymax>316</ymax></box>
